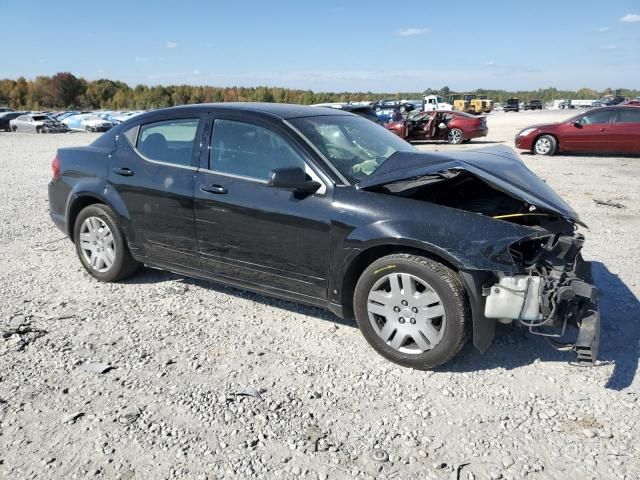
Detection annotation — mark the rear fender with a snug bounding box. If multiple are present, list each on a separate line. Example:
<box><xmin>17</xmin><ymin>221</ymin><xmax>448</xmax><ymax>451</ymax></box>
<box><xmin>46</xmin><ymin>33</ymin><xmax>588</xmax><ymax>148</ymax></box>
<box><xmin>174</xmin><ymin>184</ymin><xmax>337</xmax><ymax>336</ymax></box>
<box><xmin>65</xmin><ymin>180</ymin><xmax>132</xmax><ymax>240</ymax></box>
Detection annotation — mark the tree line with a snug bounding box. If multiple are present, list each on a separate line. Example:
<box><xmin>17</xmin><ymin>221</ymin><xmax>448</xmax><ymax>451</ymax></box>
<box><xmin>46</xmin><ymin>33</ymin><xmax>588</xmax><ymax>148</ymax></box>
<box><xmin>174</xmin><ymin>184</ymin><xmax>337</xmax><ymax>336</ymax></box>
<box><xmin>1</xmin><ymin>73</ymin><xmax>637</xmax><ymax>111</ymax></box>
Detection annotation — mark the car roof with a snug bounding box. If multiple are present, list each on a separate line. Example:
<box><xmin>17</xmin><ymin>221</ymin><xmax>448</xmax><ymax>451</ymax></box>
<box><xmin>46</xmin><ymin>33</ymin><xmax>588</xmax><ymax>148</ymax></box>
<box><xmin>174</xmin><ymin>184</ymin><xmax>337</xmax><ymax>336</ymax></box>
<box><xmin>152</xmin><ymin>102</ymin><xmax>353</xmax><ymax>120</ymax></box>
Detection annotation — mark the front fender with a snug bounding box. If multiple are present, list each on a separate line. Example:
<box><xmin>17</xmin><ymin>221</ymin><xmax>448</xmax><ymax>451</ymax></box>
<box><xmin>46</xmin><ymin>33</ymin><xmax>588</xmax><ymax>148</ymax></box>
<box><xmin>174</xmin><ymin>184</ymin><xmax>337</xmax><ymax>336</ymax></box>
<box><xmin>328</xmin><ymin>208</ymin><xmax>542</xmax><ymax>313</ymax></box>
<box><xmin>341</xmin><ymin>213</ymin><xmax>536</xmax><ymax>273</ymax></box>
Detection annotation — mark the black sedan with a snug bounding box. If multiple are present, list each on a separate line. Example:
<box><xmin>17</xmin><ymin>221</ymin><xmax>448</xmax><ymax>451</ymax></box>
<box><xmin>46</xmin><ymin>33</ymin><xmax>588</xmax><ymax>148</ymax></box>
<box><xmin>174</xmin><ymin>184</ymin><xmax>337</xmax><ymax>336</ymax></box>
<box><xmin>0</xmin><ymin>111</ymin><xmax>25</xmax><ymax>131</ymax></box>
<box><xmin>48</xmin><ymin>103</ymin><xmax>599</xmax><ymax>368</ymax></box>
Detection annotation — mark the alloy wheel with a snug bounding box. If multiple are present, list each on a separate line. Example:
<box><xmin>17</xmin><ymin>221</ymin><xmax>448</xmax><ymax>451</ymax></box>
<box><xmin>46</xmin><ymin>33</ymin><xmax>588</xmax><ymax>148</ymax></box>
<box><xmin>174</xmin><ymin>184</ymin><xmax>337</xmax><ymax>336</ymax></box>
<box><xmin>448</xmin><ymin>129</ymin><xmax>462</xmax><ymax>144</ymax></box>
<box><xmin>79</xmin><ymin>216</ymin><xmax>116</xmax><ymax>272</ymax></box>
<box><xmin>535</xmin><ymin>137</ymin><xmax>551</xmax><ymax>154</ymax></box>
<box><xmin>366</xmin><ymin>272</ymin><xmax>446</xmax><ymax>354</ymax></box>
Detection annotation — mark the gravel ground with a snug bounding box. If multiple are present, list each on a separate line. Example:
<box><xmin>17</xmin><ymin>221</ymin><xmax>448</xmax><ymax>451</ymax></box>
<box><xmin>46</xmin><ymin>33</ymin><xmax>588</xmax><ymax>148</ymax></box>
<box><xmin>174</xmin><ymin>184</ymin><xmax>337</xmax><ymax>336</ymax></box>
<box><xmin>0</xmin><ymin>110</ymin><xmax>639</xmax><ymax>480</ymax></box>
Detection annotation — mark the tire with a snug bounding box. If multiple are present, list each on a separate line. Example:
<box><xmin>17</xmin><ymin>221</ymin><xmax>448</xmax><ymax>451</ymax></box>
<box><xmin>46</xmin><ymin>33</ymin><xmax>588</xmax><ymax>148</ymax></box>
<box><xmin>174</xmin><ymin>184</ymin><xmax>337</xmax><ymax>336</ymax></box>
<box><xmin>73</xmin><ymin>204</ymin><xmax>139</xmax><ymax>282</ymax></box>
<box><xmin>11</xmin><ymin>125</ymin><xmax>17</xmax><ymax>132</ymax></box>
<box><xmin>85</xmin><ymin>126</ymin><xmax>92</xmax><ymax>132</ymax></box>
<box><xmin>533</xmin><ymin>134</ymin><xmax>557</xmax><ymax>156</ymax></box>
<box><xmin>353</xmin><ymin>253</ymin><xmax>470</xmax><ymax>369</ymax></box>
<box><xmin>447</xmin><ymin>128</ymin><xmax>464</xmax><ymax>144</ymax></box>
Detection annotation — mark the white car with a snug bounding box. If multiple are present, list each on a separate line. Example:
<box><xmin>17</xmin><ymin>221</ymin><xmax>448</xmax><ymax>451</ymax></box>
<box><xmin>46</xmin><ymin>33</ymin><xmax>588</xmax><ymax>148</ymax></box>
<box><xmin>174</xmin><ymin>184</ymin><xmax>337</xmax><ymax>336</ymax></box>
<box><xmin>9</xmin><ymin>113</ymin><xmax>69</xmax><ymax>133</ymax></box>
<box><xmin>63</xmin><ymin>114</ymin><xmax>113</xmax><ymax>132</ymax></box>
<box><xmin>423</xmin><ymin>95</ymin><xmax>453</xmax><ymax>112</ymax></box>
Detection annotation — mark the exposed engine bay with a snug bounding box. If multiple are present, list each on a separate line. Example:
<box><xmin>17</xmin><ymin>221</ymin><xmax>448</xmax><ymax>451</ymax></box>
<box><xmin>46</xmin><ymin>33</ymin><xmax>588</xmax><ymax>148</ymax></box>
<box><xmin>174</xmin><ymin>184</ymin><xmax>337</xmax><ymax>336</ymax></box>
<box><xmin>369</xmin><ymin>166</ymin><xmax>600</xmax><ymax>364</ymax></box>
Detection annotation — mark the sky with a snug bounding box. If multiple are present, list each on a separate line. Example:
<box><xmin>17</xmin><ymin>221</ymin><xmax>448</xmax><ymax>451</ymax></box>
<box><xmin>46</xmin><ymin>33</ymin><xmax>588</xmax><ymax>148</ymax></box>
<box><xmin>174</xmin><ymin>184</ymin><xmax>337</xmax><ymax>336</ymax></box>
<box><xmin>0</xmin><ymin>0</ymin><xmax>639</xmax><ymax>92</ymax></box>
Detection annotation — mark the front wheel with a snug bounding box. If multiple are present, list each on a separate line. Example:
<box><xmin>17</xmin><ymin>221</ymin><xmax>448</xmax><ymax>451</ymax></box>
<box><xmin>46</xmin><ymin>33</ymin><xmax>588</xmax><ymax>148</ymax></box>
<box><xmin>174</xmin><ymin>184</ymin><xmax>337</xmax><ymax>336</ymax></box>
<box><xmin>447</xmin><ymin>128</ymin><xmax>464</xmax><ymax>144</ymax></box>
<box><xmin>73</xmin><ymin>204</ymin><xmax>139</xmax><ymax>282</ymax></box>
<box><xmin>353</xmin><ymin>254</ymin><xmax>470</xmax><ymax>369</ymax></box>
<box><xmin>533</xmin><ymin>135</ymin><xmax>557</xmax><ymax>155</ymax></box>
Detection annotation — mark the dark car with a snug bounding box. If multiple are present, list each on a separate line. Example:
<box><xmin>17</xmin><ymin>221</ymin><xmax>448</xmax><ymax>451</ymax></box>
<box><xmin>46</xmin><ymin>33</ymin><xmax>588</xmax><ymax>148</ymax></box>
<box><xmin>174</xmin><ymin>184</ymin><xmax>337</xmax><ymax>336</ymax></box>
<box><xmin>0</xmin><ymin>111</ymin><xmax>25</xmax><ymax>132</ymax></box>
<box><xmin>592</xmin><ymin>96</ymin><xmax>626</xmax><ymax>108</ymax></box>
<box><xmin>523</xmin><ymin>100</ymin><xmax>543</xmax><ymax>111</ymax></box>
<box><xmin>312</xmin><ymin>103</ymin><xmax>381</xmax><ymax>124</ymax></box>
<box><xmin>48</xmin><ymin>103</ymin><xmax>599</xmax><ymax>368</ymax></box>
<box><xmin>504</xmin><ymin>98</ymin><xmax>520</xmax><ymax>112</ymax></box>
<box><xmin>515</xmin><ymin>106</ymin><xmax>640</xmax><ymax>155</ymax></box>
<box><xmin>373</xmin><ymin>99</ymin><xmax>401</xmax><ymax>111</ymax></box>
<box><xmin>385</xmin><ymin>110</ymin><xmax>488</xmax><ymax>144</ymax></box>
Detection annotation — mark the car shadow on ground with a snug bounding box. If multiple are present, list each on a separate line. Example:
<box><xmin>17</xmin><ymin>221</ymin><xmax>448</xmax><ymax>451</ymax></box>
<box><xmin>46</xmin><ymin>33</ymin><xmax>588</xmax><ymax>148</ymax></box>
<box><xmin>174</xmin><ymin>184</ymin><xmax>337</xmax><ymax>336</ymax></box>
<box><xmin>441</xmin><ymin>261</ymin><xmax>639</xmax><ymax>391</ymax></box>
<box><xmin>123</xmin><ymin>267</ymin><xmax>357</xmax><ymax>328</ymax></box>
<box><xmin>126</xmin><ymin>262</ymin><xmax>638</xmax><ymax>389</ymax></box>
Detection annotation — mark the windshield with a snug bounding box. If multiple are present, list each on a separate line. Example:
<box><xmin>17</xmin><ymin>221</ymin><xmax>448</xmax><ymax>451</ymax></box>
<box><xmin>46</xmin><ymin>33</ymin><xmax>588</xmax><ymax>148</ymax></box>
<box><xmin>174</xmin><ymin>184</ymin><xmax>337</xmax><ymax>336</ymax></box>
<box><xmin>290</xmin><ymin>115</ymin><xmax>417</xmax><ymax>183</ymax></box>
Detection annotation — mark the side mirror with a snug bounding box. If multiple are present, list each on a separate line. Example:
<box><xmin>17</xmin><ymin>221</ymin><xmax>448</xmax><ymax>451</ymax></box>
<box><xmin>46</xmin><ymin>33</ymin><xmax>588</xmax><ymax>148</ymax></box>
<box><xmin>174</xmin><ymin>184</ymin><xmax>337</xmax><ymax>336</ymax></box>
<box><xmin>268</xmin><ymin>167</ymin><xmax>321</xmax><ymax>194</ymax></box>
<box><xmin>571</xmin><ymin>121</ymin><xmax>582</xmax><ymax>128</ymax></box>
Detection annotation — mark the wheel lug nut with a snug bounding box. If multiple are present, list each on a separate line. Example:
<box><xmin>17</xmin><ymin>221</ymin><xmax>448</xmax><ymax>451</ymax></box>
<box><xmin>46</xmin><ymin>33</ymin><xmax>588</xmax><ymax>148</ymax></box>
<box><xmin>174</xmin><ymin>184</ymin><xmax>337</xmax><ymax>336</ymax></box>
<box><xmin>410</xmin><ymin>318</ymin><xmax>416</xmax><ymax>324</ymax></box>
<box><xmin>399</xmin><ymin>317</ymin><xmax>405</xmax><ymax>324</ymax></box>
<box><xmin>401</xmin><ymin>300</ymin><xmax>408</xmax><ymax>306</ymax></box>
<box><xmin>412</xmin><ymin>307</ymin><xmax>418</xmax><ymax>313</ymax></box>
<box><xmin>394</xmin><ymin>306</ymin><xmax>400</xmax><ymax>312</ymax></box>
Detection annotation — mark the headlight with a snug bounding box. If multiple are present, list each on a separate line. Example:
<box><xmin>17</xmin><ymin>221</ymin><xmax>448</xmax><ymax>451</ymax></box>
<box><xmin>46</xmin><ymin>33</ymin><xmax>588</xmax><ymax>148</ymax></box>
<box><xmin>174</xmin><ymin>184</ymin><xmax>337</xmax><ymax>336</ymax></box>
<box><xmin>518</xmin><ymin>128</ymin><xmax>536</xmax><ymax>137</ymax></box>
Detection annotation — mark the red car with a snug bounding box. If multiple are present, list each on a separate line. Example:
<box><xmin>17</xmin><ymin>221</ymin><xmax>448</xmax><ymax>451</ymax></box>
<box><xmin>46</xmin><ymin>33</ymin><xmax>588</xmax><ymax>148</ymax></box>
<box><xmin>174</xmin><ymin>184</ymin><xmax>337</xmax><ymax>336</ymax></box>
<box><xmin>385</xmin><ymin>110</ymin><xmax>488</xmax><ymax>144</ymax></box>
<box><xmin>515</xmin><ymin>106</ymin><xmax>640</xmax><ymax>155</ymax></box>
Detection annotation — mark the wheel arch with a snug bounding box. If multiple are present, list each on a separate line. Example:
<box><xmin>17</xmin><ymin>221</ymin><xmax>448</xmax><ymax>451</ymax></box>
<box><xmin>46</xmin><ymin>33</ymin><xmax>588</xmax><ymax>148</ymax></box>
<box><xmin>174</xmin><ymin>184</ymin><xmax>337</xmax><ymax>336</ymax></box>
<box><xmin>339</xmin><ymin>243</ymin><xmax>460</xmax><ymax>321</ymax></box>
<box><xmin>532</xmin><ymin>132</ymin><xmax>559</xmax><ymax>153</ymax></box>
<box><xmin>65</xmin><ymin>185</ymin><xmax>131</xmax><ymax>242</ymax></box>
<box><xmin>338</xmin><ymin>243</ymin><xmax>495</xmax><ymax>353</ymax></box>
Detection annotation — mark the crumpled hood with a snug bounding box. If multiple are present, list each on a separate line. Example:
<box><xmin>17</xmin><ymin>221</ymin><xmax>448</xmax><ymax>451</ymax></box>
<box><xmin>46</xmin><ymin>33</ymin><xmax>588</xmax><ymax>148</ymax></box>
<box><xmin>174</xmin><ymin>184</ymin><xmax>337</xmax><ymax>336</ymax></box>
<box><xmin>358</xmin><ymin>146</ymin><xmax>583</xmax><ymax>225</ymax></box>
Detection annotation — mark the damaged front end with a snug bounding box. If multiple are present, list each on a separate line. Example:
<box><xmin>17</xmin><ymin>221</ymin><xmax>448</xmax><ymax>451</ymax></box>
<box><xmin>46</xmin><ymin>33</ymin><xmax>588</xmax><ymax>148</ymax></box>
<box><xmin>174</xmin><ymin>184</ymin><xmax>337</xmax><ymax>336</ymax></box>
<box><xmin>358</xmin><ymin>146</ymin><xmax>600</xmax><ymax>364</ymax></box>
<box><xmin>485</xmin><ymin>232</ymin><xmax>600</xmax><ymax>364</ymax></box>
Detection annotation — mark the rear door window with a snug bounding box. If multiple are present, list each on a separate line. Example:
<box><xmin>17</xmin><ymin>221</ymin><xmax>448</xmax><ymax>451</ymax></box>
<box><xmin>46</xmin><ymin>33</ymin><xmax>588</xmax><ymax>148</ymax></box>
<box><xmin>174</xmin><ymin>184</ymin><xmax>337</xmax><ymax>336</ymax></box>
<box><xmin>613</xmin><ymin>109</ymin><xmax>640</xmax><ymax>124</ymax></box>
<box><xmin>136</xmin><ymin>119</ymin><xmax>199</xmax><ymax>167</ymax></box>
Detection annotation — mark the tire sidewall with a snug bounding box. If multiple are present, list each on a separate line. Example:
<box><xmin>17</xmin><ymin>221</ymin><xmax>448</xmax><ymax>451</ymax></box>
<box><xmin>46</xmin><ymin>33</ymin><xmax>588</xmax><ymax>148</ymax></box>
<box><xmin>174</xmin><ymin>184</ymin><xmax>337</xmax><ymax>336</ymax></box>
<box><xmin>354</xmin><ymin>257</ymin><xmax>466</xmax><ymax>369</ymax></box>
<box><xmin>73</xmin><ymin>204</ymin><xmax>129</xmax><ymax>282</ymax></box>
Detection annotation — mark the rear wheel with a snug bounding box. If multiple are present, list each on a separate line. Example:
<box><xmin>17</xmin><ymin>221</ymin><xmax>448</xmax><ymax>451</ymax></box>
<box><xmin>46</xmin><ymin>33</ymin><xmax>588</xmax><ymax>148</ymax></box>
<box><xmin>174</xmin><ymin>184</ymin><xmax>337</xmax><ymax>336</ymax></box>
<box><xmin>533</xmin><ymin>135</ymin><xmax>557</xmax><ymax>155</ymax></box>
<box><xmin>11</xmin><ymin>125</ymin><xmax>17</xmax><ymax>132</ymax></box>
<box><xmin>73</xmin><ymin>204</ymin><xmax>139</xmax><ymax>282</ymax></box>
<box><xmin>447</xmin><ymin>128</ymin><xmax>464</xmax><ymax>144</ymax></box>
<box><xmin>353</xmin><ymin>254</ymin><xmax>470</xmax><ymax>369</ymax></box>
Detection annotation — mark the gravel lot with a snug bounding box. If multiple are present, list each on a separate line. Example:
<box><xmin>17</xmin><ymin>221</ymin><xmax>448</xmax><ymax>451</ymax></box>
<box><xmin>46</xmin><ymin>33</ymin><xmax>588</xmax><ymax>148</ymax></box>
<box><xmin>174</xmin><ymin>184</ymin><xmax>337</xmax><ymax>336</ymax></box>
<box><xmin>0</xmin><ymin>110</ymin><xmax>638</xmax><ymax>480</ymax></box>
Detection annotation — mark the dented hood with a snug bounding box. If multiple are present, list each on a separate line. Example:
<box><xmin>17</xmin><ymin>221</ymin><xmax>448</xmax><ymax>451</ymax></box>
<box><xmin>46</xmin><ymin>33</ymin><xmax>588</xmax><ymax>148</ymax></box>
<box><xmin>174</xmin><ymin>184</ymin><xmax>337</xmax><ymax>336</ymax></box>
<box><xmin>358</xmin><ymin>146</ymin><xmax>583</xmax><ymax>225</ymax></box>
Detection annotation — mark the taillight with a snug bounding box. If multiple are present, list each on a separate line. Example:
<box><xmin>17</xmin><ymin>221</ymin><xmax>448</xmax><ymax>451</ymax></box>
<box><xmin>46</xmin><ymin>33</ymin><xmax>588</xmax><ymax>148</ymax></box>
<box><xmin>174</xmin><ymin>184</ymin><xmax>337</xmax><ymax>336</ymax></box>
<box><xmin>52</xmin><ymin>155</ymin><xmax>60</xmax><ymax>180</ymax></box>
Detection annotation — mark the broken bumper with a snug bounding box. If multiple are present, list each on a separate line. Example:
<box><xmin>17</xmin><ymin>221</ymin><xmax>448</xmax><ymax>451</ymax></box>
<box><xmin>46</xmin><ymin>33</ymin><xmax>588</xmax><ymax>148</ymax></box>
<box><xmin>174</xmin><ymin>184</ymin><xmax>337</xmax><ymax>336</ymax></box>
<box><xmin>483</xmin><ymin>250</ymin><xmax>600</xmax><ymax>364</ymax></box>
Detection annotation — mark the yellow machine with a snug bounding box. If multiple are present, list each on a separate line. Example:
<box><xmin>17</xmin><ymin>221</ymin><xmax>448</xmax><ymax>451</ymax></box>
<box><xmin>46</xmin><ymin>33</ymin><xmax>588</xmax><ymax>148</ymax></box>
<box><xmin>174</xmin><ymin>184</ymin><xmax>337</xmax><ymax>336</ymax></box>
<box><xmin>449</xmin><ymin>94</ymin><xmax>494</xmax><ymax>114</ymax></box>
<box><xmin>448</xmin><ymin>94</ymin><xmax>470</xmax><ymax>113</ymax></box>
<box><xmin>478</xmin><ymin>95</ymin><xmax>494</xmax><ymax>113</ymax></box>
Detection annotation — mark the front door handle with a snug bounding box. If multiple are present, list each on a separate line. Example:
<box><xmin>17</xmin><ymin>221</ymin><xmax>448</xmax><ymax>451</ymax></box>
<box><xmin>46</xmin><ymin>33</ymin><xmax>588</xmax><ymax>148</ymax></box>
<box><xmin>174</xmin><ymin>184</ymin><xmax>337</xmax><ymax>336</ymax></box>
<box><xmin>113</xmin><ymin>167</ymin><xmax>134</xmax><ymax>176</ymax></box>
<box><xmin>200</xmin><ymin>184</ymin><xmax>228</xmax><ymax>194</ymax></box>
<box><xmin>599</xmin><ymin>127</ymin><xmax>606</xmax><ymax>132</ymax></box>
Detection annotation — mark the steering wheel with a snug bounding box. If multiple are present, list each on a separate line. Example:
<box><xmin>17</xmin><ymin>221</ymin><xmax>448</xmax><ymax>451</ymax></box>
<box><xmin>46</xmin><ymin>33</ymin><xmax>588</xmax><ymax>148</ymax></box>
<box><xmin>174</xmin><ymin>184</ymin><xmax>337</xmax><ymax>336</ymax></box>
<box><xmin>326</xmin><ymin>144</ymin><xmax>352</xmax><ymax>159</ymax></box>
<box><xmin>350</xmin><ymin>157</ymin><xmax>380</xmax><ymax>176</ymax></box>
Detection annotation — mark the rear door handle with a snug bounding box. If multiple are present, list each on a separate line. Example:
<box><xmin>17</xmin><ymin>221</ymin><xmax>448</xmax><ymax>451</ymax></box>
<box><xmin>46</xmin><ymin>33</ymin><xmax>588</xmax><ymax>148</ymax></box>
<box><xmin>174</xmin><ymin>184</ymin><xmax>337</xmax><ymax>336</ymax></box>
<box><xmin>113</xmin><ymin>167</ymin><xmax>134</xmax><ymax>176</ymax></box>
<box><xmin>599</xmin><ymin>128</ymin><xmax>606</xmax><ymax>132</ymax></box>
<box><xmin>200</xmin><ymin>184</ymin><xmax>227</xmax><ymax>194</ymax></box>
